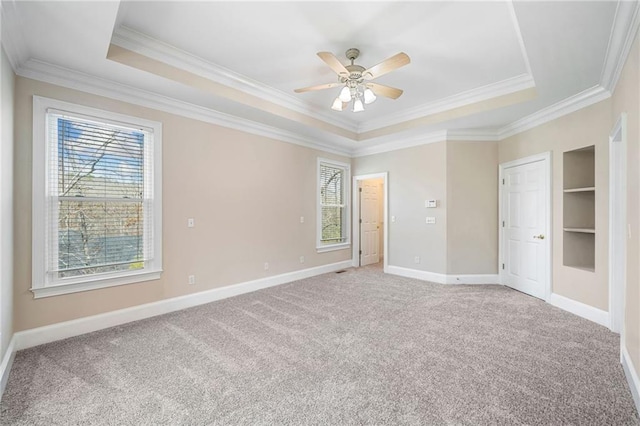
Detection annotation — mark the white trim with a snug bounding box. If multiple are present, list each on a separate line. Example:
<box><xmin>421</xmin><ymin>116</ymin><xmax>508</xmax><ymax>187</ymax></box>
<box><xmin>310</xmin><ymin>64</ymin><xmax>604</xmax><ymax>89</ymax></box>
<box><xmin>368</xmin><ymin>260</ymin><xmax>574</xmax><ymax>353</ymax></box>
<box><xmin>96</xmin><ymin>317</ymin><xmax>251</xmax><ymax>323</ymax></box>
<box><xmin>507</xmin><ymin>0</ymin><xmax>534</xmax><ymax>79</ymax></box>
<box><xmin>497</xmin><ymin>86</ymin><xmax>611</xmax><ymax>140</ymax></box>
<box><xmin>352</xmin><ymin>130</ymin><xmax>448</xmax><ymax>157</ymax></box>
<box><xmin>317</xmin><ymin>158</ymin><xmax>351</xmax><ymax>252</ymax></box>
<box><xmin>358</xmin><ymin>74</ymin><xmax>535</xmax><ymax>134</ymax></box>
<box><xmin>31</xmin><ymin>96</ymin><xmax>163</xmax><ymax>296</ymax></box>
<box><xmin>547</xmin><ymin>293</ymin><xmax>610</xmax><ymax>328</ymax></box>
<box><xmin>0</xmin><ymin>1</ymin><xmax>28</xmax><ymax>72</ymax></box>
<box><xmin>17</xmin><ymin>59</ymin><xmax>353</xmax><ymax>157</ymax></box>
<box><xmin>444</xmin><ymin>274</ymin><xmax>500</xmax><ymax>285</ymax></box>
<box><xmin>111</xmin><ymin>26</ymin><xmax>358</xmax><ymax>134</ymax></box>
<box><xmin>386</xmin><ymin>265</ymin><xmax>498</xmax><ymax>285</ymax></box>
<box><xmin>386</xmin><ymin>265</ymin><xmax>448</xmax><ymax>284</ymax></box>
<box><xmin>352</xmin><ymin>172</ymin><xmax>389</xmax><ymax>274</ymax></box>
<box><xmin>13</xmin><ymin>260</ymin><xmax>353</xmax><ymax>351</ymax></box>
<box><xmin>0</xmin><ymin>335</ymin><xmax>16</xmax><ymax>397</ymax></box>
<box><xmin>621</xmin><ymin>344</ymin><xmax>640</xmax><ymax>415</ymax></box>
<box><xmin>600</xmin><ymin>0</ymin><xmax>640</xmax><ymax>92</ymax></box>
<box><xmin>608</xmin><ymin>113</ymin><xmax>627</xmax><ymax>333</ymax></box>
<box><xmin>31</xmin><ymin>271</ymin><xmax>163</xmax><ymax>299</ymax></box>
<box><xmin>498</xmin><ymin>152</ymin><xmax>552</xmax><ymax>301</ymax></box>
<box><xmin>446</xmin><ymin>129</ymin><xmax>501</xmax><ymax>142</ymax></box>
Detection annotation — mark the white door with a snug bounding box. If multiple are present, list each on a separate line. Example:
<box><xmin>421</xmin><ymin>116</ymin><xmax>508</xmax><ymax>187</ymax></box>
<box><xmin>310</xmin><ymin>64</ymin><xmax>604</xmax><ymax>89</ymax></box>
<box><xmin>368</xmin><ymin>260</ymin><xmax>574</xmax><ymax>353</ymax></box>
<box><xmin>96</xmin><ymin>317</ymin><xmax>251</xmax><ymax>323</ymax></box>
<box><xmin>360</xmin><ymin>180</ymin><xmax>380</xmax><ymax>266</ymax></box>
<box><xmin>502</xmin><ymin>157</ymin><xmax>549</xmax><ymax>299</ymax></box>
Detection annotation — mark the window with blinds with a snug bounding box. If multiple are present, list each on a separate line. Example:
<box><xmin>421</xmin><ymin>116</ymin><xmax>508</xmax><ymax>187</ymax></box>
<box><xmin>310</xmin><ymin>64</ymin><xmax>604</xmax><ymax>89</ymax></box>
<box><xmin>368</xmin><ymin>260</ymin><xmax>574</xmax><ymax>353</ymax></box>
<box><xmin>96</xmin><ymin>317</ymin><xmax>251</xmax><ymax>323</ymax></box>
<box><xmin>317</xmin><ymin>159</ymin><xmax>350</xmax><ymax>250</ymax></box>
<box><xmin>50</xmin><ymin>113</ymin><xmax>151</xmax><ymax>278</ymax></box>
<box><xmin>32</xmin><ymin>96</ymin><xmax>162</xmax><ymax>297</ymax></box>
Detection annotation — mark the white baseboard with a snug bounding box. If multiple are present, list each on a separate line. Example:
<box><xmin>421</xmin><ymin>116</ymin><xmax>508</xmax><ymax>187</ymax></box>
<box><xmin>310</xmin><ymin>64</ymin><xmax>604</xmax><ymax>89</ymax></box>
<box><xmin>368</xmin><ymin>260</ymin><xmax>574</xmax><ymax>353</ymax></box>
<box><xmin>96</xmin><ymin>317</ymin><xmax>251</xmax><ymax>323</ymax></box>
<box><xmin>386</xmin><ymin>265</ymin><xmax>499</xmax><ymax>285</ymax></box>
<box><xmin>0</xmin><ymin>335</ymin><xmax>16</xmax><ymax>396</ymax></box>
<box><xmin>444</xmin><ymin>274</ymin><xmax>500</xmax><ymax>284</ymax></box>
<box><xmin>13</xmin><ymin>260</ymin><xmax>352</xmax><ymax>351</ymax></box>
<box><xmin>621</xmin><ymin>343</ymin><xmax>640</xmax><ymax>415</ymax></box>
<box><xmin>547</xmin><ymin>293</ymin><xmax>610</xmax><ymax>328</ymax></box>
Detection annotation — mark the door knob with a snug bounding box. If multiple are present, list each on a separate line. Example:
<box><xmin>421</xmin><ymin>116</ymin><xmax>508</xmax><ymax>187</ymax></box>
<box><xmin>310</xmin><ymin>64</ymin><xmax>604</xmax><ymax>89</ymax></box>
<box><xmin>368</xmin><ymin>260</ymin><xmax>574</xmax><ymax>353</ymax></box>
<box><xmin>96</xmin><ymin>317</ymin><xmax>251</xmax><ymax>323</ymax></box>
<box><xmin>533</xmin><ymin>234</ymin><xmax>545</xmax><ymax>240</ymax></box>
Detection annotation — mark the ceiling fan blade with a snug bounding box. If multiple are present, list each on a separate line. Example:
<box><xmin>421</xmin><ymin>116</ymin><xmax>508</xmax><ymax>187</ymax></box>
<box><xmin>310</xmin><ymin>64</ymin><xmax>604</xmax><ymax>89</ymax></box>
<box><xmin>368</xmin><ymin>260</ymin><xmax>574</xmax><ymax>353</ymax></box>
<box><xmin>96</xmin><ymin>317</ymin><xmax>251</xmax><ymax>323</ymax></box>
<box><xmin>294</xmin><ymin>82</ymin><xmax>342</xmax><ymax>93</ymax></box>
<box><xmin>367</xmin><ymin>82</ymin><xmax>404</xmax><ymax>99</ymax></box>
<box><xmin>363</xmin><ymin>52</ymin><xmax>410</xmax><ymax>80</ymax></box>
<box><xmin>317</xmin><ymin>52</ymin><xmax>349</xmax><ymax>76</ymax></box>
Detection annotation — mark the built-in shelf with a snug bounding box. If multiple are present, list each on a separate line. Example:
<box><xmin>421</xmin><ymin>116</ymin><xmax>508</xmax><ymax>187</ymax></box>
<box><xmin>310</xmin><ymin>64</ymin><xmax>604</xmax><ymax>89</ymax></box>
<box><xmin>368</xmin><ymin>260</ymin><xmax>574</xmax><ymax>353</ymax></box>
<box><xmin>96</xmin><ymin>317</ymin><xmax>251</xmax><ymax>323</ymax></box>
<box><xmin>564</xmin><ymin>227</ymin><xmax>596</xmax><ymax>234</ymax></box>
<box><xmin>563</xmin><ymin>146</ymin><xmax>595</xmax><ymax>271</ymax></box>
<box><xmin>564</xmin><ymin>187</ymin><xmax>595</xmax><ymax>193</ymax></box>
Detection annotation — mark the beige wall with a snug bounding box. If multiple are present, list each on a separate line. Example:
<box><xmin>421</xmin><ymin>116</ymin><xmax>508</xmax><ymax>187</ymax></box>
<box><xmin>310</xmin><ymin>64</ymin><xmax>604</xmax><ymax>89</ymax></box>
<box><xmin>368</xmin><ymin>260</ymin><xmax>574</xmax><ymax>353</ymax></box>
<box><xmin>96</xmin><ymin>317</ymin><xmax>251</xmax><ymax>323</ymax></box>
<box><xmin>446</xmin><ymin>141</ymin><xmax>499</xmax><ymax>274</ymax></box>
<box><xmin>499</xmin><ymin>100</ymin><xmax>612</xmax><ymax>310</ymax></box>
<box><xmin>354</xmin><ymin>142</ymin><xmax>448</xmax><ymax>273</ymax></box>
<box><xmin>13</xmin><ymin>77</ymin><xmax>351</xmax><ymax>331</ymax></box>
<box><xmin>1</xmin><ymin>48</ymin><xmax>14</xmax><ymax>360</ymax></box>
<box><xmin>612</xmin><ymin>33</ymin><xmax>640</xmax><ymax>380</ymax></box>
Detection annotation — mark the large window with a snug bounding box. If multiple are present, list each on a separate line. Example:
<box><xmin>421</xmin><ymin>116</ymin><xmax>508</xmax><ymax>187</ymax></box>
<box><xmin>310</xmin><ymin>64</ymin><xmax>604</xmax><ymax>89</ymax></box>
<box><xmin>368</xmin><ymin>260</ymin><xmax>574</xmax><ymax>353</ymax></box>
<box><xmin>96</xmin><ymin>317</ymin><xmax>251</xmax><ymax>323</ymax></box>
<box><xmin>317</xmin><ymin>158</ymin><xmax>350</xmax><ymax>252</ymax></box>
<box><xmin>32</xmin><ymin>97</ymin><xmax>162</xmax><ymax>298</ymax></box>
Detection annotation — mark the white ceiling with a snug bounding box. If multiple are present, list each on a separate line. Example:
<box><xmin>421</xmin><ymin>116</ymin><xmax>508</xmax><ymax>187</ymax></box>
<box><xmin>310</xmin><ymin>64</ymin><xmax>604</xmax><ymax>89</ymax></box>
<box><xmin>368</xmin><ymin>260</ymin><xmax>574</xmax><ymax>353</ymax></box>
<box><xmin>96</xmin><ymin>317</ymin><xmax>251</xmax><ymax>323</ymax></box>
<box><xmin>1</xmin><ymin>1</ymin><xmax>635</xmax><ymax>155</ymax></box>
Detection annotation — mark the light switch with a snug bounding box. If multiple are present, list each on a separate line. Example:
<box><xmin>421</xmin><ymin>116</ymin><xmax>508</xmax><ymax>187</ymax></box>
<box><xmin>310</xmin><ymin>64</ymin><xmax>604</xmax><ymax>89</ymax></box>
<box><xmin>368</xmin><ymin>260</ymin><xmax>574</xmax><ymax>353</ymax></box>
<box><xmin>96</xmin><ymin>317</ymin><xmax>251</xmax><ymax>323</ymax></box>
<box><xmin>426</xmin><ymin>217</ymin><xmax>436</xmax><ymax>224</ymax></box>
<box><xmin>391</xmin><ymin>216</ymin><xmax>396</xmax><ymax>223</ymax></box>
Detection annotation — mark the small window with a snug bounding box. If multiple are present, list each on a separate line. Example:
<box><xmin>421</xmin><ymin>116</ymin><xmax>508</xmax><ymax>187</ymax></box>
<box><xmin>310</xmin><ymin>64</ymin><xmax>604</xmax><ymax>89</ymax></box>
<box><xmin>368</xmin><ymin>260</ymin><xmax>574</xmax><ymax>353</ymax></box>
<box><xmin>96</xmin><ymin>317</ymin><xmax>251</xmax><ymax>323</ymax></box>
<box><xmin>317</xmin><ymin>158</ymin><xmax>350</xmax><ymax>252</ymax></box>
<box><xmin>32</xmin><ymin>97</ymin><xmax>162</xmax><ymax>298</ymax></box>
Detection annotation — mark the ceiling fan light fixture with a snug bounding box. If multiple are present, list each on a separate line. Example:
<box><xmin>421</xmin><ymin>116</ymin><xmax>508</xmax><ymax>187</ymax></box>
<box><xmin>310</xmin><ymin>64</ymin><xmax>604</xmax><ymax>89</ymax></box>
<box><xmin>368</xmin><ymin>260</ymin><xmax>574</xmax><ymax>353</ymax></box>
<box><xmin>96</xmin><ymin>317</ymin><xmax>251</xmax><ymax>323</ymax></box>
<box><xmin>363</xmin><ymin>88</ymin><xmax>376</xmax><ymax>104</ymax></box>
<box><xmin>331</xmin><ymin>97</ymin><xmax>344</xmax><ymax>111</ymax></box>
<box><xmin>353</xmin><ymin>97</ymin><xmax>365</xmax><ymax>112</ymax></box>
<box><xmin>338</xmin><ymin>86</ymin><xmax>352</xmax><ymax>102</ymax></box>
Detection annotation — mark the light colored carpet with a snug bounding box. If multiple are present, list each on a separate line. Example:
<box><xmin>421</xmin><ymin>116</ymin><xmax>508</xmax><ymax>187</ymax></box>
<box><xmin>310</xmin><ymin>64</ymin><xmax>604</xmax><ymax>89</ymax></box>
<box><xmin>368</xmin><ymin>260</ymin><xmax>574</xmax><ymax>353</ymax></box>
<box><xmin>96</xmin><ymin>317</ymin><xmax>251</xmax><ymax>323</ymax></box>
<box><xmin>1</xmin><ymin>265</ymin><xmax>638</xmax><ymax>425</ymax></box>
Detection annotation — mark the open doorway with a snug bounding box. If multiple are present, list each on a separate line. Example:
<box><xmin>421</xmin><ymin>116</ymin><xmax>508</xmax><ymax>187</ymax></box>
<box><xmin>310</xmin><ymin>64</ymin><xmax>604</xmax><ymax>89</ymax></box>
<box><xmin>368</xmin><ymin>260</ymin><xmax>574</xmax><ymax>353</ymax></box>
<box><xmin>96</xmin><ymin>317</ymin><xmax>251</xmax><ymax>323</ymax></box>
<box><xmin>352</xmin><ymin>173</ymin><xmax>388</xmax><ymax>271</ymax></box>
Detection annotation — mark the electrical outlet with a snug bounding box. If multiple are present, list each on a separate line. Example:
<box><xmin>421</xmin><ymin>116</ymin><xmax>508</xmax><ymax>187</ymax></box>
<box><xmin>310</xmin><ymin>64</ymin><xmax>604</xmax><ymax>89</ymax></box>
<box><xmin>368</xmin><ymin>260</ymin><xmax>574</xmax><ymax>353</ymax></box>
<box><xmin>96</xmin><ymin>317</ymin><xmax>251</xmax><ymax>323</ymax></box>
<box><xmin>264</xmin><ymin>262</ymin><xmax>269</xmax><ymax>271</ymax></box>
<box><xmin>187</xmin><ymin>218</ymin><xmax>195</xmax><ymax>228</ymax></box>
<box><xmin>299</xmin><ymin>256</ymin><xmax>305</xmax><ymax>264</ymax></box>
<box><xmin>188</xmin><ymin>275</ymin><xmax>196</xmax><ymax>285</ymax></box>
<box><xmin>391</xmin><ymin>216</ymin><xmax>396</xmax><ymax>223</ymax></box>
<box><xmin>300</xmin><ymin>216</ymin><xmax>305</xmax><ymax>223</ymax></box>
<box><xmin>414</xmin><ymin>256</ymin><xmax>420</xmax><ymax>264</ymax></box>
<box><xmin>426</xmin><ymin>217</ymin><xmax>436</xmax><ymax>224</ymax></box>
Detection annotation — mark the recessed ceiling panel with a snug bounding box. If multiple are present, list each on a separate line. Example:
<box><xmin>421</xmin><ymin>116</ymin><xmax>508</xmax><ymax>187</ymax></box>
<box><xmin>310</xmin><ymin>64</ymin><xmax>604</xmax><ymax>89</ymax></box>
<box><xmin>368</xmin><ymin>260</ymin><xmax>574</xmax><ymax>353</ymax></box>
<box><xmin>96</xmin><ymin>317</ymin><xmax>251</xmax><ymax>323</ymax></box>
<box><xmin>116</xmin><ymin>1</ymin><xmax>529</xmax><ymax>122</ymax></box>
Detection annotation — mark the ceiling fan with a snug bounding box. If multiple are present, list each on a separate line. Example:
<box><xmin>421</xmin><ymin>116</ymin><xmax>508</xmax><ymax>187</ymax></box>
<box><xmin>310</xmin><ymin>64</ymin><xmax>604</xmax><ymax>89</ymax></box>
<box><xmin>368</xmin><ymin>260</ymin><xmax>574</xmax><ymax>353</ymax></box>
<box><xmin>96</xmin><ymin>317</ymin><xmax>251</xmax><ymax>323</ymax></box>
<box><xmin>294</xmin><ymin>48</ymin><xmax>410</xmax><ymax>112</ymax></box>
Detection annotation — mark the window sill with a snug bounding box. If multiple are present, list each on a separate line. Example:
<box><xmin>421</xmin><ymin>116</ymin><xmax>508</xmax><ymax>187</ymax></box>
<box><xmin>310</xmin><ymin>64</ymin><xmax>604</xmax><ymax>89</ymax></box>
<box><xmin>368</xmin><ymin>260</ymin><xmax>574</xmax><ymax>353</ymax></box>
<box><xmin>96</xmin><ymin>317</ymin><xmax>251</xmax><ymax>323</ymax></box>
<box><xmin>31</xmin><ymin>269</ymin><xmax>163</xmax><ymax>299</ymax></box>
<box><xmin>316</xmin><ymin>243</ymin><xmax>351</xmax><ymax>253</ymax></box>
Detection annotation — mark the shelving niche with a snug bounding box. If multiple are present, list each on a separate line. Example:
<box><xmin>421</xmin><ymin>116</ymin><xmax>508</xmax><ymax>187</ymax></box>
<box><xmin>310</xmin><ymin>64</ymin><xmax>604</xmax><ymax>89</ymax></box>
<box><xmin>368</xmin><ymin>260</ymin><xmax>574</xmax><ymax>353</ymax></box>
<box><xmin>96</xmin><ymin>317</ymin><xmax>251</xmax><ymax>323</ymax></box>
<box><xmin>563</xmin><ymin>145</ymin><xmax>595</xmax><ymax>271</ymax></box>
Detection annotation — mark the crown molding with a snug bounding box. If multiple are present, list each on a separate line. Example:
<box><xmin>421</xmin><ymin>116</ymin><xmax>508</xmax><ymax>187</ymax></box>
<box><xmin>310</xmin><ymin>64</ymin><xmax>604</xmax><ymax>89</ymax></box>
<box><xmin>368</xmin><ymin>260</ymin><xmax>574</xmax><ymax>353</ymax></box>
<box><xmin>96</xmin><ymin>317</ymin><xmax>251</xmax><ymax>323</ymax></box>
<box><xmin>17</xmin><ymin>59</ymin><xmax>353</xmax><ymax>157</ymax></box>
<box><xmin>352</xmin><ymin>130</ymin><xmax>448</xmax><ymax>157</ymax></box>
<box><xmin>111</xmin><ymin>26</ymin><xmax>358</xmax><ymax>134</ymax></box>
<box><xmin>0</xmin><ymin>0</ymin><xmax>28</xmax><ymax>71</ymax></box>
<box><xmin>498</xmin><ymin>85</ymin><xmax>611</xmax><ymax>140</ymax></box>
<box><xmin>600</xmin><ymin>0</ymin><xmax>640</xmax><ymax>92</ymax></box>
<box><xmin>358</xmin><ymin>73</ymin><xmax>535</xmax><ymax>134</ymax></box>
<box><xmin>446</xmin><ymin>129</ymin><xmax>500</xmax><ymax>142</ymax></box>
<box><xmin>507</xmin><ymin>0</ymin><xmax>534</xmax><ymax>79</ymax></box>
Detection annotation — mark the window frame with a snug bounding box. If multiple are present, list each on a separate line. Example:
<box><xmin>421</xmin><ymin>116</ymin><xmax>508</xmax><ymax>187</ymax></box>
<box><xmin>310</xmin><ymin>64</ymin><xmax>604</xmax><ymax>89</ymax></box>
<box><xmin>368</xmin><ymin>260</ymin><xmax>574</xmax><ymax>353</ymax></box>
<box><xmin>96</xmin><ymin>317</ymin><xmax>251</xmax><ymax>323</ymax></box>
<box><xmin>32</xmin><ymin>96</ymin><xmax>163</xmax><ymax>298</ymax></box>
<box><xmin>316</xmin><ymin>157</ymin><xmax>351</xmax><ymax>253</ymax></box>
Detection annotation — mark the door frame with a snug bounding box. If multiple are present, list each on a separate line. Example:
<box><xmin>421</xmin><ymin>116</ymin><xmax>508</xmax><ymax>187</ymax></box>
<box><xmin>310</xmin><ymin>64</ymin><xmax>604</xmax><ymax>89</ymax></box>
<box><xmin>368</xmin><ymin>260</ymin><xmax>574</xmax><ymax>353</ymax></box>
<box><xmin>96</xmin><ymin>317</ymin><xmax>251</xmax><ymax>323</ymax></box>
<box><xmin>609</xmin><ymin>113</ymin><xmax>627</xmax><ymax>334</ymax></box>
<box><xmin>352</xmin><ymin>172</ymin><xmax>388</xmax><ymax>272</ymax></box>
<box><xmin>498</xmin><ymin>152</ymin><xmax>552</xmax><ymax>300</ymax></box>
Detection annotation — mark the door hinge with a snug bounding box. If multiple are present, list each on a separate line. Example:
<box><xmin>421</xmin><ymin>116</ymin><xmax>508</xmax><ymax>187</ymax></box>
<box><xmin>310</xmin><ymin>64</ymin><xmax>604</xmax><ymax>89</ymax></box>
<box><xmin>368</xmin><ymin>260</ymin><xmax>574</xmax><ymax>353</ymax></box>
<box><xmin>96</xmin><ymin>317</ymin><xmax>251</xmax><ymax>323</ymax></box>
<box><xmin>359</xmin><ymin>188</ymin><xmax>362</xmax><ymax>192</ymax></box>
<box><xmin>359</xmin><ymin>250</ymin><xmax>362</xmax><ymax>255</ymax></box>
<box><xmin>502</xmin><ymin>178</ymin><xmax>505</xmax><ymax>184</ymax></box>
<box><xmin>359</xmin><ymin>219</ymin><xmax>362</xmax><ymax>224</ymax></box>
<box><xmin>502</xmin><ymin>263</ymin><xmax>505</xmax><ymax>270</ymax></box>
<box><xmin>502</xmin><ymin>221</ymin><xmax>505</xmax><ymax>227</ymax></box>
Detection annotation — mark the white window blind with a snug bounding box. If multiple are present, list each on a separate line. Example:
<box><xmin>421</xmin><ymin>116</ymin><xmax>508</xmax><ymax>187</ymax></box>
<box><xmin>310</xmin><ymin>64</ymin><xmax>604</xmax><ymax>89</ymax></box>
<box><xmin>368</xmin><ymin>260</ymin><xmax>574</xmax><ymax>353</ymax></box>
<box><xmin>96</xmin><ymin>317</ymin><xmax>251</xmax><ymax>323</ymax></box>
<box><xmin>32</xmin><ymin>96</ymin><xmax>162</xmax><ymax>298</ymax></box>
<box><xmin>47</xmin><ymin>111</ymin><xmax>153</xmax><ymax>278</ymax></box>
<box><xmin>318</xmin><ymin>159</ymin><xmax>350</xmax><ymax>251</ymax></box>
